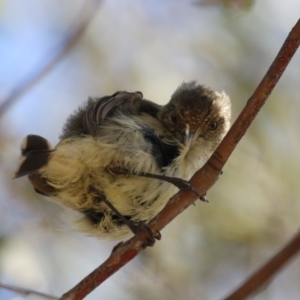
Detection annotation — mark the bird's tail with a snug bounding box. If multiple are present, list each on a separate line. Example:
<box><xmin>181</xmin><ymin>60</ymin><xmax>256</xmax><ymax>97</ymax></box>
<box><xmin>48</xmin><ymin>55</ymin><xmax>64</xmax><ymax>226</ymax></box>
<box><xmin>14</xmin><ymin>134</ymin><xmax>53</xmax><ymax>178</ymax></box>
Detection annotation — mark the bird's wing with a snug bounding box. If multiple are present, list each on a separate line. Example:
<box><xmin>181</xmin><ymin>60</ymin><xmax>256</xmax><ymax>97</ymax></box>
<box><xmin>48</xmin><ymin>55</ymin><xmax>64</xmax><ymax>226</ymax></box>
<box><xmin>84</xmin><ymin>91</ymin><xmax>143</xmax><ymax>136</ymax></box>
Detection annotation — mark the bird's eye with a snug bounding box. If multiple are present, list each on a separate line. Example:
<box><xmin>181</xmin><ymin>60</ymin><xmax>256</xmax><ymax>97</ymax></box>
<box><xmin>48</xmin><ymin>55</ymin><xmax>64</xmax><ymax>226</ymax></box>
<box><xmin>170</xmin><ymin>114</ymin><xmax>178</xmax><ymax>123</ymax></box>
<box><xmin>209</xmin><ymin>121</ymin><xmax>218</xmax><ymax>130</ymax></box>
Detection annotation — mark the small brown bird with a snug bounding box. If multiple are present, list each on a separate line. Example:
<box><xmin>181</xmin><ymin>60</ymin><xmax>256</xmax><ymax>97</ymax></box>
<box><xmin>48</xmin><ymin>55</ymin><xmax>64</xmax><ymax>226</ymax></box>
<box><xmin>15</xmin><ymin>82</ymin><xmax>231</xmax><ymax>240</ymax></box>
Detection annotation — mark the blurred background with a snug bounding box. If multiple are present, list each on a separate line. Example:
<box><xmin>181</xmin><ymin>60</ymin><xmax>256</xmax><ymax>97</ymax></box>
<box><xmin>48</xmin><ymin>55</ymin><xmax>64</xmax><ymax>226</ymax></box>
<box><xmin>1</xmin><ymin>0</ymin><xmax>300</xmax><ymax>299</ymax></box>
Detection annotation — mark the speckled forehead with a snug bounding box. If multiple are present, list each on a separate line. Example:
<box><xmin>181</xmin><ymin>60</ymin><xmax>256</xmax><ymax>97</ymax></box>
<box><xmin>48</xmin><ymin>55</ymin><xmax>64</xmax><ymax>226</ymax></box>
<box><xmin>175</xmin><ymin>107</ymin><xmax>207</xmax><ymax>133</ymax></box>
<box><xmin>178</xmin><ymin>99</ymin><xmax>225</xmax><ymax>133</ymax></box>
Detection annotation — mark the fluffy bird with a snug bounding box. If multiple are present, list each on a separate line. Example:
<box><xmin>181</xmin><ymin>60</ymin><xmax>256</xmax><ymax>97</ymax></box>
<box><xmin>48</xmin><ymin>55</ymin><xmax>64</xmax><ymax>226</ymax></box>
<box><xmin>15</xmin><ymin>82</ymin><xmax>231</xmax><ymax>240</ymax></box>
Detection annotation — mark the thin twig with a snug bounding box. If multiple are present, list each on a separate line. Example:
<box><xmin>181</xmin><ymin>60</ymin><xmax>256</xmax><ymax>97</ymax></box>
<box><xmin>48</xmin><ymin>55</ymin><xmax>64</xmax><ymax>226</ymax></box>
<box><xmin>0</xmin><ymin>282</ymin><xmax>58</xmax><ymax>300</ymax></box>
<box><xmin>60</xmin><ymin>18</ymin><xmax>300</xmax><ymax>300</ymax></box>
<box><xmin>0</xmin><ymin>0</ymin><xmax>102</xmax><ymax>117</ymax></box>
<box><xmin>223</xmin><ymin>229</ymin><xmax>300</xmax><ymax>300</ymax></box>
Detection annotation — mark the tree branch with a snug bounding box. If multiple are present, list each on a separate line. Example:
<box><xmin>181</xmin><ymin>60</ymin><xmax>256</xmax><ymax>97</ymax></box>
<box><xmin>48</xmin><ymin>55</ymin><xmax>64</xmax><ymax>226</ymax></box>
<box><xmin>0</xmin><ymin>0</ymin><xmax>102</xmax><ymax>117</ymax></box>
<box><xmin>223</xmin><ymin>229</ymin><xmax>300</xmax><ymax>300</ymax></box>
<box><xmin>0</xmin><ymin>282</ymin><xmax>58</xmax><ymax>300</ymax></box>
<box><xmin>60</xmin><ymin>18</ymin><xmax>300</xmax><ymax>300</ymax></box>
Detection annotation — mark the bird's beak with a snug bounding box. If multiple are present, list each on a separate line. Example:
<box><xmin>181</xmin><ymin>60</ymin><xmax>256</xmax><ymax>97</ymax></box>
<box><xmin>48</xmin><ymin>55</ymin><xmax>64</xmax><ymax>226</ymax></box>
<box><xmin>183</xmin><ymin>124</ymin><xmax>191</xmax><ymax>145</ymax></box>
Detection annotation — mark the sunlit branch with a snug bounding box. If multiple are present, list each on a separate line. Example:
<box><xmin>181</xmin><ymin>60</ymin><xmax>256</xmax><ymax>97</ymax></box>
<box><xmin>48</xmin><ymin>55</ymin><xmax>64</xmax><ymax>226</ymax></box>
<box><xmin>60</xmin><ymin>17</ymin><xmax>300</xmax><ymax>300</ymax></box>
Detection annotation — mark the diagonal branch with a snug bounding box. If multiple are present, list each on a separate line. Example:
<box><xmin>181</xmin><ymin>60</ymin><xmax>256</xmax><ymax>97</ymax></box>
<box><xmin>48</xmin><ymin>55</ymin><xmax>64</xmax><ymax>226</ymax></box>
<box><xmin>0</xmin><ymin>0</ymin><xmax>102</xmax><ymax>117</ymax></box>
<box><xmin>60</xmin><ymin>18</ymin><xmax>300</xmax><ymax>300</ymax></box>
<box><xmin>0</xmin><ymin>282</ymin><xmax>58</xmax><ymax>300</ymax></box>
<box><xmin>223</xmin><ymin>229</ymin><xmax>300</xmax><ymax>300</ymax></box>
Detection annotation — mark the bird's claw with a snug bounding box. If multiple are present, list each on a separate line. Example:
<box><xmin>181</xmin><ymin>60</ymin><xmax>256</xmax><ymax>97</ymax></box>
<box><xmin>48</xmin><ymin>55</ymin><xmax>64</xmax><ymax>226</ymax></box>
<box><xmin>131</xmin><ymin>221</ymin><xmax>161</xmax><ymax>247</ymax></box>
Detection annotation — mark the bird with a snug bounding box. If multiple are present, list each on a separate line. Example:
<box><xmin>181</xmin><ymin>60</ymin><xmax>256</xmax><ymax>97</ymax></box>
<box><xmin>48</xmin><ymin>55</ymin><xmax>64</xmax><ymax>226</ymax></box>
<box><xmin>14</xmin><ymin>82</ymin><xmax>231</xmax><ymax>240</ymax></box>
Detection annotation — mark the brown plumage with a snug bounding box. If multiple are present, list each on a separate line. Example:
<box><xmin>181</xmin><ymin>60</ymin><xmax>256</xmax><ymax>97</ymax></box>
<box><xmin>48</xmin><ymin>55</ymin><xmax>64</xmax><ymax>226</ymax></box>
<box><xmin>14</xmin><ymin>81</ymin><xmax>231</xmax><ymax>240</ymax></box>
